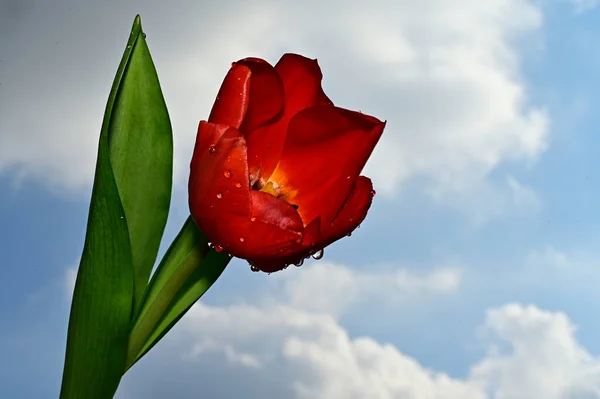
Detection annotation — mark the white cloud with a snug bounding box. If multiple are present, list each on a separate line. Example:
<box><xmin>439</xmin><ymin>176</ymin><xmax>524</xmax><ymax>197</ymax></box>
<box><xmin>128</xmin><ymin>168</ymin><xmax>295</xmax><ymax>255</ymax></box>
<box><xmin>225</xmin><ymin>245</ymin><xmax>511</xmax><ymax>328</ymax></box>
<box><xmin>114</xmin><ymin>261</ymin><xmax>600</xmax><ymax>398</ymax></box>
<box><xmin>270</xmin><ymin>262</ymin><xmax>461</xmax><ymax>317</ymax></box>
<box><xmin>471</xmin><ymin>304</ymin><xmax>600</xmax><ymax>398</ymax></box>
<box><xmin>119</xmin><ymin>298</ymin><xmax>600</xmax><ymax>399</ymax></box>
<box><xmin>1</xmin><ymin>0</ymin><xmax>548</xmax><ymax>219</ymax></box>
<box><xmin>569</xmin><ymin>0</ymin><xmax>599</xmax><ymax>13</ymax></box>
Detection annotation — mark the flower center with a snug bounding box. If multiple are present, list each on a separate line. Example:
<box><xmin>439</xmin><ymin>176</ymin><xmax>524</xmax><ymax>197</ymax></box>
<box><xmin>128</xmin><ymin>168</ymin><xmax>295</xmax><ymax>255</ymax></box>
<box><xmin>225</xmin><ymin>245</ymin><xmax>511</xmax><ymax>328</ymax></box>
<box><xmin>252</xmin><ymin>177</ymin><xmax>299</xmax><ymax>210</ymax></box>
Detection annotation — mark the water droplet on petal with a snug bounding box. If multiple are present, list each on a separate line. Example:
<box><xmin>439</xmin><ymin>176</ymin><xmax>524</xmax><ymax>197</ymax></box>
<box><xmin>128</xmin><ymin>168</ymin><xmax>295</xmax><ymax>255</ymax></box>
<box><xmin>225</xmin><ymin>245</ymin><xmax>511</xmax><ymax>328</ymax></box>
<box><xmin>235</xmin><ymin>182</ymin><xmax>242</xmax><ymax>188</ymax></box>
<box><xmin>250</xmin><ymin>264</ymin><xmax>259</xmax><ymax>272</ymax></box>
<box><xmin>346</xmin><ymin>231</ymin><xmax>352</xmax><ymax>237</ymax></box>
<box><xmin>348</xmin><ymin>217</ymin><xmax>353</xmax><ymax>222</ymax></box>
<box><xmin>215</xmin><ymin>245</ymin><xmax>224</xmax><ymax>252</ymax></box>
<box><xmin>371</xmin><ymin>189</ymin><xmax>377</xmax><ymax>196</ymax></box>
<box><xmin>216</xmin><ymin>192</ymin><xmax>223</xmax><ymax>200</ymax></box>
<box><xmin>223</xmin><ymin>170</ymin><xmax>232</xmax><ymax>178</ymax></box>
<box><xmin>311</xmin><ymin>249</ymin><xmax>324</xmax><ymax>260</ymax></box>
<box><xmin>239</xmin><ymin>237</ymin><xmax>245</xmax><ymax>243</ymax></box>
<box><xmin>250</xmin><ymin>216</ymin><xmax>256</xmax><ymax>222</ymax></box>
<box><xmin>209</xmin><ymin>145</ymin><xmax>216</xmax><ymax>153</ymax></box>
<box><xmin>294</xmin><ymin>258</ymin><xmax>304</xmax><ymax>267</ymax></box>
<box><xmin>346</xmin><ymin>175</ymin><xmax>351</xmax><ymax>180</ymax></box>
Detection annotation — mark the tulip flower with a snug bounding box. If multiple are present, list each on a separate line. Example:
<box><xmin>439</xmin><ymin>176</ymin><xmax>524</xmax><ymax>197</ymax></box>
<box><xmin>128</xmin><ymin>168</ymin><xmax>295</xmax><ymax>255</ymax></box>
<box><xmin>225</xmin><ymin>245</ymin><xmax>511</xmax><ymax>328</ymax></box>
<box><xmin>189</xmin><ymin>53</ymin><xmax>385</xmax><ymax>273</ymax></box>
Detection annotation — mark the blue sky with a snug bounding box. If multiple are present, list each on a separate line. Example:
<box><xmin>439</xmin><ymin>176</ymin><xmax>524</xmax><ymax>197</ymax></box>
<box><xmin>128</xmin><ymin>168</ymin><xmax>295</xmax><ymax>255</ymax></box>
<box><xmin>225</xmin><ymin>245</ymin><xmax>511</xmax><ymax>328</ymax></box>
<box><xmin>3</xmin><ymin>0</ymin><xmax>600</xmax><ymax>398</ymax></box>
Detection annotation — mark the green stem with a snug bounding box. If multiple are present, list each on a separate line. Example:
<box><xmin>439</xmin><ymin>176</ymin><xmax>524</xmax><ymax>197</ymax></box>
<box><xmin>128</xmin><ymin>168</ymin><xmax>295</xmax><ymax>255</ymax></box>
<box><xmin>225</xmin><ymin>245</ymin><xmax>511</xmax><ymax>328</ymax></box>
<box><xmin>124</xmin><ymin>216</ymin><xmax>231</xmax><ymax>371</ymax></box>
<box><xmin>126</xmin><ymin>244</ymin><xmax>208</xmax><ymax>366</ymax></box>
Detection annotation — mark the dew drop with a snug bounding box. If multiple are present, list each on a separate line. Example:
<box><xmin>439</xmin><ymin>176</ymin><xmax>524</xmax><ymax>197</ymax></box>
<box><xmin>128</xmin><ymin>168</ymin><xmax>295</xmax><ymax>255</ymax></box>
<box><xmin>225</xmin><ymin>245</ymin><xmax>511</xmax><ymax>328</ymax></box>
<box><xmin>235</xmin><ymin>182</ymin><xmax>242</xmax><ymax>188</ymax></box>
<box><xmin>209</xmin><ymin>145</ymin><xmax>216</xmax><ymax>153</ymax></box>
<box><xmin>223</xmin><ymin>170</ymin><xmax>232</xmax><ymax>179</ymax></box>
<box><xmin>371</xmin><ymin>189</ymin><xmax>377</xmax><ymax>196</ymax></box>
<box><xmin>216</xmin><ymin>192</ymin><xmax>223</xmax><ymax>200</ymax></box>
<box><xmin>348</xmin><ymin>217</ymin><xmax>353</xmax><ymax>222</ymax></box>
<box><xmin>294</xmin><ymin>258</ymin><xmax>304</xmax><ymax>267</ymax></box>
<box><xmin>346</xmin><ymin>231</ymin><xmax>352</xmax><ymax>237</ymax></box>
<box><xmin>214</xmin><ymin>245</ymin><xmax>224</xmax><ymax>252</ymax></box>
<box><xmin>346</xmin><ymin>175</ymin><xmax>351</xmax><ymax>180</ymax></box>
<box><xmin>250</xmin><ymin>216</ymin><xmax>256</xmax><ymax>222</ymax></box>
<box><xmin>311</xmin><ymin>249</ymin><xmax>324</xmax><ymax>260</ymax></box>
<box><xmin>239</xmin><ymin>237</ymin><xmax>245</xmax><ymax>243</ymax></box>
<box><xmin>250</xmin><ymin>264</ymin><xmax>259</xmax><ymax>272</ymax></box>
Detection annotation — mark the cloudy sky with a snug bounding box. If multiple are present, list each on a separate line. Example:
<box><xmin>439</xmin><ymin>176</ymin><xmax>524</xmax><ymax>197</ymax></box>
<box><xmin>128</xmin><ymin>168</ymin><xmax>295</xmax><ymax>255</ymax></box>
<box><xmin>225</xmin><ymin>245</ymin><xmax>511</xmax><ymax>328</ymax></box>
<box><xmin>3</xmin><ymin>0</ymin><xmax>600</xmax><ymax>398</ymax></box>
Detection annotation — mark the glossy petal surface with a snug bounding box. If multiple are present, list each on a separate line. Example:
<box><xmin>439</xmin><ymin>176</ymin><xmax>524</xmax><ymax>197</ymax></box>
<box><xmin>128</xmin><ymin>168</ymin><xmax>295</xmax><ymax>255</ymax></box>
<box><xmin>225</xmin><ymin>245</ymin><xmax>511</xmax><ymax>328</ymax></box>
<box><xmin>190</xmin><ymin>125</ymin><xmax>304</xmax><ymax>260</ymax></box>
<box><xmin>270</xmin><ymin>106</ymin><xmax>385</xmax><ymax>227</ymax></box>
<box><xmin>319</xmin><ymin>176</ymin><xmax>375</xmax><ymax>245</ymax></box>
<box><xmin>236</xmin><ymin>57</ymin><xmax>284</xmax><ymax>135</ymax></box>
<box><xmin>208</xmin><ymin>64</ymin><xmax>251</xmax><ymax>129</ymax></box>
<box><xmin>246</xmin><ymin>54</ymin><xmax>333</xmax><ymax>182</ymax></box>
<box><xmin>189</xmin><ymin>53</ymin><xmax>386</xmax><ymax>273</ymax></box>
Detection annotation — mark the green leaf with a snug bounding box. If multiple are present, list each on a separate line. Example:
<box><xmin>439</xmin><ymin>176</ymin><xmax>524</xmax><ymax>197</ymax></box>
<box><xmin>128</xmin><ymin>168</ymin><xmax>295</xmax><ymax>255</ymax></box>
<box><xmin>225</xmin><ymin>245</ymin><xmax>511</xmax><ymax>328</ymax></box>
<box><xmin>60</xmin><ymin>15</ymin><xmax>172</xmax><ymax>399</ymax></box>
<box><xmin>110</xmin><ymin>19</ymin><xmax>173</xmax><ymax>314</ymax></box>
<box><xmin>125</xmin><ymin>216</ymin><xmax>231</xmax><ymax>370</ymax></box>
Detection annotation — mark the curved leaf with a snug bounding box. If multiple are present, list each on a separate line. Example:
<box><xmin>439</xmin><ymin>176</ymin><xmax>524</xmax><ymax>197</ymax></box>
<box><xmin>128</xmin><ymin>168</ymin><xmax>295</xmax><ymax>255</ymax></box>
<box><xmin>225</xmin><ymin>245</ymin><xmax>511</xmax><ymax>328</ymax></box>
<box><xmin>60</xmin><ymin>15</ymin><xmax>172</xmax><ymax>399</ymax></box>
<box><xmin>126</xmin><ymin>217</ymin><xmax>231</xmax><ymax>370</ymax></box>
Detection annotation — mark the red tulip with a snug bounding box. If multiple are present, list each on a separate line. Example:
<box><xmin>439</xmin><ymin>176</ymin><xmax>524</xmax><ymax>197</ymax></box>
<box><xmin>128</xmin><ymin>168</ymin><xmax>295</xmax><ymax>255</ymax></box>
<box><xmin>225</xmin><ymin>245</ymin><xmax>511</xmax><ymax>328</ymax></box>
<box><xmin>189</xmin><ymin>53</ymin><xmax>385</xmax><ymax>273</ymax></box>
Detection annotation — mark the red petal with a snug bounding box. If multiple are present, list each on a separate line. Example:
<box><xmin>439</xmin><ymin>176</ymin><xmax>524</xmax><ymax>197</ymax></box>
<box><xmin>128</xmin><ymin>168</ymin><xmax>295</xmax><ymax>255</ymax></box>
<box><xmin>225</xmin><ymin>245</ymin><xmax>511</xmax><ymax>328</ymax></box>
<box><xmin>317</xmin><ymin>176</ymin><xmax>375</xmax><ymax>246</ymax></box>
<box><xmin>235</xmin><ymin>57</ymin><xmax>285</xmax><ymax>135</ymax></box>
<box><xmin>274</xmin><ymin>53</ymin><xmax>332</xmax><ymax>113</ymax></box>
<box><xmin>246</xmin><ymin>178</ymin><xmax>374</xmax><ymax>274</ymax></box>
<box><xmin>189</xmin><ymin>124</ymin><xmax>304</xmax><ymax>260</ymax></box>
<box><xmin>189</xmin><ymin>126</ymin><xmax>252</xmax><ymax>250</ymax></box>
<box><xmin>208</xmin><ymin>64</ymin><xmax>252</xmax><ymax>129</ymax></box>
<box><xmin>244</xmin><ymin>216</ymin><xmax>322</xmax><ymax>273</ymax></box>
<box><xmin>226</xmin><ymin>191</ymin><xmax>303</xmax><ymax>259</ymax></box>
<box><xmin>192</xmin><ymin>121</ymin><xmax>231</xmax><ymax>161</ymax></box>
<box><xmin>245</xmin><ymin>54</ymin><xmax>333</xmax><ymax>183</ymax></box>
<box><xmin>269</xmin><ymin>106</ymin><xmax>385</xmax><ymax>227</ymax></box>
